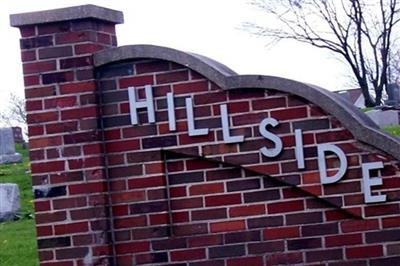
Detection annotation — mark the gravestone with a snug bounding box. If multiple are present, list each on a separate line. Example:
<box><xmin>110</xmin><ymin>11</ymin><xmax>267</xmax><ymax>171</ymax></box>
<box><xmin>386</xmin><ymin>83</ymin><xmax>400</xmax><ymax>106</ymax></box>
<box><xmin>0</xmin><ymin>183</ymin><xmax>20</xmax><ymax>222</ymax></box>
<box><xmin>0</xmin><ymin>128</ymin><xmax>22</xmax><ymax>164</ymax></box>
<box><xmin>365</xmin><ymin>109</ymin><xmax>399</xmax><ymax>127</ymax></box>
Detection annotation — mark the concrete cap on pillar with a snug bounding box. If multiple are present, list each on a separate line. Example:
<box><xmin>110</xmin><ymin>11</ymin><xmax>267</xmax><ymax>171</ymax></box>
<box><xmin>10</xmin><ymin>4</ymin><xmax>124</xmax><ymax>27</ymax></box>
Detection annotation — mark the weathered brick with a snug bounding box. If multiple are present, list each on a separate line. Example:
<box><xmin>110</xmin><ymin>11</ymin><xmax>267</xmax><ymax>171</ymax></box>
<box><xmin>38</xmin><ymin>236</ymin><xmax>71</xmax><ymax>249</ymax></box>
<box><xmin>248</xmin><ymin>240</ymin><xmax>285</xmax><ymax>254</ymax></box>
<box><xmin>210</xmin><ymin>220</ymin><xmax>245</xmax><ymax>233</ymax></box>
<box><xmin>39</xmin><ymin>46</ymin><xmax>73</xmax><ymax>59</ymax></box>
<box><xmin>42</xmin><ymin>71</ymin><xmax>74</xmax><ymax>84</ymax></box>
<box><xmin>20</xmin><ymin>36</ymin><xmax>53</xmax><ymax>49</ymax></box>
<box><xmin>209</xmin><ymin>244</ymin><xmax>246</xmax><ymax>259</ymax></box>
<box><xmin>346</xmin><ymin>245</ymin><xmax>384</xmax><ymax>259</ymax></box>
<box><xmin>156</xmin><ymin>70</ymin><xmax>189</xmax><ymax>84</ymax></box>
<box><xmin>263</xmin><ymin>226</ymin><xmax>300</xmax><ymax>240</ymax></box>
<box><xmin>306</xmin><ymin>248</ymin><xmax>343</xmax><ymax>262</ymax></box>
<box><xmin>288</xmin><ymin>238</ymin><xmax>322</xmax><ymax>250</ymax></box>
<box><xmin>192</xmin><ymin>208</ymin><xmax>227</xmax><ymax>221</ymax></box>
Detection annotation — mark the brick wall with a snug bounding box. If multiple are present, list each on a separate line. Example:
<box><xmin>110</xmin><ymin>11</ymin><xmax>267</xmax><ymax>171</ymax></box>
<box><xmin>12</xmin><ymin>5</ymin><xmax>400</xmax><ymax>266</ymax></box>
<box><xmin>95</xmin><ymin>58</ymin><xmax>400</xmax><ymax>265</ymax></box>
<box><xmin>16</xmin><ymin>15</ymin><xmax>119</xmax><ymax>265</ymax></box>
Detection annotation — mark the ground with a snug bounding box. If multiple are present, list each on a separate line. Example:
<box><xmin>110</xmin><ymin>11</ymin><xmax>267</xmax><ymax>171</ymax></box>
<box><xmin>0</xmin><ymin>144</ymin><xmax>38</xmax><ymax>266</ymax></box>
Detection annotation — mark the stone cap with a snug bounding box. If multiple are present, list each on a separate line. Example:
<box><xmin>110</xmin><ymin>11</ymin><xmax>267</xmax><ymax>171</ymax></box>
<box><xmin>10</xmin><ymin>4</ymin><xmax>124</xmax><ymax>27</ymax></box>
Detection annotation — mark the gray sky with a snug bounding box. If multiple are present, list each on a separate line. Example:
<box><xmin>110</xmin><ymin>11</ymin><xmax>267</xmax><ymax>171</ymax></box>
<box><xmin>1</xmin><ymin>0</ymin><xmax>350</xmax><ymax>115</ymax></box>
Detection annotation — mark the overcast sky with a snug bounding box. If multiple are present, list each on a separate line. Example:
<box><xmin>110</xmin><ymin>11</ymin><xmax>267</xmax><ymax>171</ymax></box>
<box><xmin>1</xmin><ymin>0</ymin><xmax>350</xmax><ymax>114</ymax></box>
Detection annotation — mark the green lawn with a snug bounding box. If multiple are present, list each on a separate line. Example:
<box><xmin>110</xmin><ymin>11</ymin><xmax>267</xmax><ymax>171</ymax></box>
<box><xmin>0</xmin><ymin>144</ymin><xmax>38</xmax><ymax>266</ymax></box>
<box><xmin>383</xmin><ymin>125</ymin><xmax>400</xmax><ymax>137</ymax></box>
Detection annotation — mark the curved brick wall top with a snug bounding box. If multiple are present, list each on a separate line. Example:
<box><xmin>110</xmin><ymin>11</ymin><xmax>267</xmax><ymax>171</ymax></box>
<box><xmin>94</xmin><ymin>44</ymin><xmax>400</xmax><ymax>161</ymax></box>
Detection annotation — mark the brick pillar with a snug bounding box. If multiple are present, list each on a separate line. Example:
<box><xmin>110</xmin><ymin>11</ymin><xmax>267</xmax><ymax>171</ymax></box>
<box><xmin>10</xmin><ymin>5</ymin><xmax>123</xmax><ymax>265</ymax></box>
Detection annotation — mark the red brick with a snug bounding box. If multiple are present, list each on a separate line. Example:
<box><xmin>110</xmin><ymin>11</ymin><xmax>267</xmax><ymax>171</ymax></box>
<box><xmin>156</xmin><ymin>70</ymin><xmax>189</xmax><ymax>84</ymax></box>
<box><xmin>19</xmin><ymin>26</ymin><xmax>35</xmax><ymax>37</ymax></box>
<box><xmin>115</xmin><ymin>241</ymin><xmax>150</xmax><ymax>254</ymax></box>
<box><xmin>44</xmin><ymin>96</ymin><xmax>77</xmax><ymax>109</ymax></box>
<box><xmin>24</xmin><ymin>75</ymin><xmax>40</xmax><ymax>86</ymax></box>
<box><xmin>26</xmin><ymin>100</ymin><xmax>43</xmax><ymax>111</ymax></box>
<box><xmin>227</xmin><ymin>256</ymin><xmax>263</xmax><ymax>266</ymax></box>
<box><xmin>179</xmin><ymin>133</ymin><xmax>215</xmax><ymax>145</ymax></box>
<box><xmin>229</xmin><ymin>204</ymin><xmax>266</xmax><ymax>217</ymax></box>
<box><xmin>365</xmin><ymin>203</ymin><xmax>400</xmax><ymax>217</ymax></box>
<box><xmin>270</xmin><ymin>107</ymin><xmax>307</xmax><ymax>120</ymax></box>
<box><xmin>46</xmin><ymin>121</ymin><xmax>77</xmax><ymax>134</ymax></box>
<box><xmin>267</xmin><ymin>200</ymin><xmax>304</xmax><ymax>214</ymax></box>
<box><xmin>23</xmin><ymin>60</ymin><xmax>56</xmax><ymax>74</ymax></box>
<box><xmin>74</xmin><ymin>43</ymin><xmax>104</xmax><ymax>54</ymax></box>
<box><xmin>173</xmin><ymin>80</ymin><xmax>208</xmax><ymax>94</ymax></box>
<box><xmin>106</xmin><ymin>139</ymin><xmax>140</xmax><ymax>153</ymax></box>
<box><xmin>252</xmin><ymin>97</ymin><xmax>287</xmax><ymax>110</ymax></box>
<box><xmin>205</xmin><ymin>193</ymin><xmax>242</xmax><ymax>207</ymax></box>
<box><xmin>188</xmin><ymin>235</ymin><xmax>223</xmax><ymax>247</ymax></box>
<box><xmin>69</xmin><ymin>182</ymin><xmax>107</xmax><ymax>195</ymax></box>
<box><xmin>25</xmin><ymin>86</ymin><xmax>56</xmax><ymax>98</ymax></box>
<box><xmin>263</xmin><ymin>226</ymin><xmax>300</xmax><ymax>240</ymax></box>
<box><xmin>54</xmin><ymin>222</ymin><xmax>88</xmax><ymax>235</ymax></box>
<box><xmin>27</xmin><ymin>111</ymin><xmax>58</xmax><ymax>123</ymax></box>
<box><xmin>149</xmin><ymin>213</ymin><xmax>169</xmax><ymax>225</ymax></box>
<box><xmin>111</xmin><ymin>191</ymin><xmax>146</xmax><ymax>203</ymax></box>
<box><xmin>189</xmin><ymin>183</ymin><xmax>224</xmax><ymax>195</ymax></box>
<box><xmin>136</xmin><ymin>61</ymin><xmax>170</xmax><ymax>74</ymax></box>
<box><xmin>21</xmin><ymin>50</ymin><xmax>36</xmax><ymax>62</ymax></box>
<box><xmin>30</xmin><ymin>136</ymin><xmax>62</xmax><ymax>149</ymax></box>
<box><xmin>55</xmin><ymin>31</ymin><xmax>97</xmax><ymax>44</ymax></box>
<box><xmin>346</xmin><ymin>245</ymin><xmax>383</xmax><ymax>259</ymax></box>
<box><xmin>172</xmin><ymin>211</ymin><xmax>189</xmax><ymax>223</ymax></box>
<box><xmin>145</xmin><ymin>162</ymin><xmax>164</xmax><ymax>174</ymax></box>
<box><xmin>35</xmin><ymin>200</ymin><xmax>51</xmax><ymax>212</ymax></box>
<box><xmin>36</xmin><ymin>211</ymin><xmax>67</xmax><ymax>224</ymax></box>
<box><xmin>382</xmin><ymin>216</ymin><xmax>400</xmax><ymax>228</ymax></box>
<box><xmin>210</xmin><ymin>220</ymin><xmax>245</xmax><ymax>233</ymax></box>
<box><xmin>61</xmin><ymin>107</ymin><xmax>97</xmax><ymax>120</ymax></box>
<box><xmin>171</xmin><ymin>248</ymin><xmax>206</xmax><ymax>261</ymax></box>
<box><xmin>31</xmin><ymin>160</ymin><xmax>65</xmax><ymax>173</ymax></box>
<box><xmin>114</xmin><ymin>215</ymin><xmax>147</xmax><ymax>229</ymax></box>
<box><xmin>326</xmin><ymin>233</ymin><xmax>363</xmax><ymax>247</ymax></box>
<box><xmin>128</xmin><ymin>175</ymin><xmax>165</xmax><ymax>189</ymax></box>
<box><xmin>36</xmin><ymin>225</ymin><xmax>53</xmax><ymax>237</ymax></box>
<box><xmin>60</xmin><ymin>81</ymin><xmax>96</xmax><ymax>94</ymax></box>
<box><xmin>246</xmin><ymin>163</ymin><xmax>280</xmax><ymax>175</ymax></box>
<box><xmin>53</xmin><ymin>197</ymin><xmax>87</xmax><ymax>210</ymax></box>
<box><xmin>171</xmin><ymin>197</ymin><xmax>203</xmax><ymax>210</ymax></box>
<box><xmin>119</xmin><ymin>75</ymin><xmax>154</xmax><ymax>88</ymax></box>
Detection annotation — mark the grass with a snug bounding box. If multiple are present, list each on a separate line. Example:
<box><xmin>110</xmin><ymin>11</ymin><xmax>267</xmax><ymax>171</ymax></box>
<box><xmin>383</xmin><ymin>125</ymin><xmax>400</xmax><ymax>137</ymax></box>
<box><xmin>0</xmin><ymin>144</ymin><xmax>38</xmax><ymax>266</ymax></box>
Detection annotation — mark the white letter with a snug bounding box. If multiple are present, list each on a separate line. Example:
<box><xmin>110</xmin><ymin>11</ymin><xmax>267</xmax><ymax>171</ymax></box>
<box><xmin>220</xmin><ymin>104</ymin><xmax>244</xmax><ymax>144</ymax></box>
<box><xmin>362</xmin><ymin>161</ymin><xmax>386</xmax><ymax>204</ymax></box>
<box><xmin>259</xmin><ymin>117</ymin><xmax>283</xmax><ymax>157</ymax></box>
<box><xmin>128</xmin><ymin>85</ymin><xmax>155</xmax><ymax>125</ymax></box>
<box><xmin>295</xmin><ymin>129</ymin><xmax>305</xmax><ymax>169</ymax></box>
<box><xmin>318</xmin><ymin>143</ymin><xmax>347</xmax><ymax>184</ymax></box>
<box><xmin>185</xmin><ymin>97</ymin><xmax>209</xmax><ymax>136</ymax></box>
<box><xmin>167</xmin><ymin>92</ymin><xmax>176</xmax><ymax>131</ymax></box>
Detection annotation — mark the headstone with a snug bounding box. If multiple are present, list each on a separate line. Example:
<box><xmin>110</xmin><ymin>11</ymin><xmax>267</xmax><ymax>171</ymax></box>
<box><xmin>386</xmin><ymin>83</ymin><xmax>400</xmax><ymax>106</ymax></box>
<box><xmin>0</xmin><ymin>127</ymin><xmax>22</xmax><ymax>164</ymax></box>
<box><xmin>365</xmin><ymin>109</ymin><xmax>399</xmax><ymax>127</ymax></box>
<box><xmin>0</xmin><ymin>183</ymin><xmax>20</xmax><ymax>222</ymax></box>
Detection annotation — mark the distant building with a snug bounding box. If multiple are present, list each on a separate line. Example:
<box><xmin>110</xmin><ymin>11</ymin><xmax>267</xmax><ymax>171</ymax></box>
<box><xmin>11</xmin><ymin>127</ymin><xmax>24</xmax><ymax>143</ymax></box>
<box><xmin>336</xmin><ymin>88</ymin><xmax>365</xmax><ymax>108</ymax></box>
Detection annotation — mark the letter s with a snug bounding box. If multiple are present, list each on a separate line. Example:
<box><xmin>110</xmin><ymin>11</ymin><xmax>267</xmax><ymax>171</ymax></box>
<box><xmin>259</xmin><ymin>117</ymin><xmax>283</xmax><ymax>157</ymax></box>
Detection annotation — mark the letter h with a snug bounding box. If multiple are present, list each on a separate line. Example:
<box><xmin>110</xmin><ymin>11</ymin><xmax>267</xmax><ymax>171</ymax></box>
<box><xmin>128</xmin><ymin>85</ymin><xmax>155</xmax><ymax>125</ymax></box>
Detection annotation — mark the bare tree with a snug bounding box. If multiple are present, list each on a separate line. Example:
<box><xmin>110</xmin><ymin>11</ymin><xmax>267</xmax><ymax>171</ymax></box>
<box><xmin>0</xmin><ymin>93</ymin><xmax>26</xmax><ymax>126</ymax></box>
<box><xmin>244</xmin><ymin>0</ymin><xmax>400</xmax><ymax>107</ymax></box>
